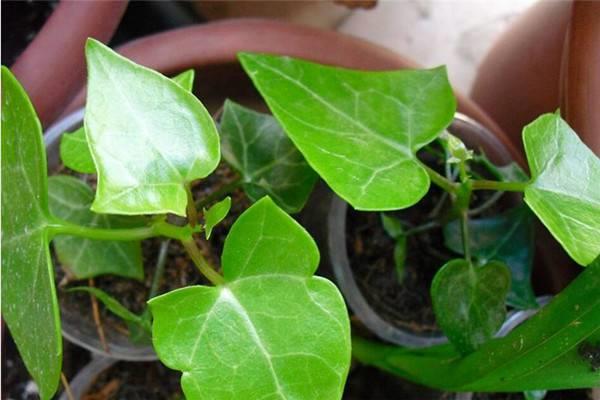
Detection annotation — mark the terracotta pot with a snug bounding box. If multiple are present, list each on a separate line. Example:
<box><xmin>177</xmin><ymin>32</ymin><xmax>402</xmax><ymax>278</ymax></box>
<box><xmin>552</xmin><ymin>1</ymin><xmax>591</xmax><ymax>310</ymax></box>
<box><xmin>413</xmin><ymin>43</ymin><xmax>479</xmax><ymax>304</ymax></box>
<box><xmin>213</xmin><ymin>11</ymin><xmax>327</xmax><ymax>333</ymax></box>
<box><xmin>11</xmin><ymin>0</ymin><xmax>128</xmax><ymax>128</ymax></box>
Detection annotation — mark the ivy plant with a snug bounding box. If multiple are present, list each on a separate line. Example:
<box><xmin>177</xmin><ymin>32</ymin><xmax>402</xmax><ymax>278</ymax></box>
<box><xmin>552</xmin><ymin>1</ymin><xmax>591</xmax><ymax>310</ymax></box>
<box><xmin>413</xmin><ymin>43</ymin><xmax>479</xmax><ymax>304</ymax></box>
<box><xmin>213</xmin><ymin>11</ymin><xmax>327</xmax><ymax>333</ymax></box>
<box><xmin>1</xmin><ymin>39</ymin><xmax>349</xmax><ymax>400</ymax></box>
<box><xmin>241</xmin><ymin>53</ymin><xmax>600</xmax><ymax>391</ymax></box>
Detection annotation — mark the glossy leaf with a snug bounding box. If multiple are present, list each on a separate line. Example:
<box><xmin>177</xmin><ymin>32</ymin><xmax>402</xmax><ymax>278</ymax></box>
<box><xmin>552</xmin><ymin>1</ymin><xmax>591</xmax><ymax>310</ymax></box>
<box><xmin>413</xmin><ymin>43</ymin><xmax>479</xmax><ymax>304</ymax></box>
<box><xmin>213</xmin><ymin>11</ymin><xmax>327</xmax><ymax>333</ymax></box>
<box><xmin>48</xmin><ymin>175</ymin><xmax>143</xmax><ymax>280</ymax></box>
<box><xmin>1</xmin><ymin>67</ymin><xmax>62</xmax><ymax>399</ymax></box>
<box><xmin>84</xmin><ymin>39</ymin><xmax>220</xmax><ymax>216</ymax></box>
<box><xmin>431</xmin><ymin>259</ymin><xmax>511</xmax><ymax>354</ymax></box>
<box><xmin>219</xmin><ymin>100</ymin><xmax>317</xmax><ymax>213</ymax></box>
<box><xmin>59</xmin><ymin>69</ymin><xmax>196</xmax><ymax>175</ymax></box>
<box><xmin>150</xmin><ymin>197</ymin><xmax>351</xmax><ymax>399</ymax></box>
<box><xmin>444</xmin><ymin>206</ymin><xmax>537</xmax><ymax>309</ymax></box>
<box><xmin>239</xmin><ymin>53</ymin><xmax>456</xmax><ymax>211</ymax></box>
<box><xmin>203</xmin><ymin>196</ymin><xmax>231</xmax><ymax>239</ymax></box>
<box><xmin>523</xmin><ymin>113</ymin><xmax>600</xmax><ymax>266</ymax></box>
<box><xmin>352</xmin><ymin>256</ymin><xmax>600</xmax><ymax>391</ymax></box>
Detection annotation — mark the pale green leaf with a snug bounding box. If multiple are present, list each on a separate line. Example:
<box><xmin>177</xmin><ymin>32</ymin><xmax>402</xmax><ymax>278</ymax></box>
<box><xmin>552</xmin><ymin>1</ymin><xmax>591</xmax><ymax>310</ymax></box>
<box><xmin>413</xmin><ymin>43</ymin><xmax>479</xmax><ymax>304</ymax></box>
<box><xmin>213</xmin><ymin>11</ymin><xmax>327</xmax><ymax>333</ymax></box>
<box><xmin>203</xmin><ymin>196</ymin><xmax>231</xmax><ymax>239</ymax></box>
<box><xmin>524</xmin><ymin>390</ymin><xmax>547</xmax><ymax>400</ymax></box>
<box><xmin>431</xmin><ymin>259</ymin><xmax>510</xmax><ymax>354</ymax></box>
<box><xmin>444</xmin><ymin>206</ymin><xmax>537</xmax><ymax>309</ymax></box>
<box><xmin>440</xmin><ymin>131</ymin><xmax>473</xmax><ymax>164</ymax></box>
<box><xmin>239</xmin><ymin>53</ymin><xmax>456</xmax><ymax>211</ymax></box>
<box><xmin>523</xmin><ymin>113</ymin><xmax>600</xmax><ymax>266</ymax></box>
<box><xmin>220</xmin><ymin>100</ymin><xmax>317</xmax><ymax>213</ymax></box>
<box><xmin>1</xmin><ymin>66</ymin><xmax>62</xmax><ymax>399</ymax></box>
<box><xmin>48</xmin><ymin>175</ymin><xmax>143</xmax><ymax>279</ymax></box>
<box><xmin>150</xmin><ymin>197</ymin><xmax>351</xmax><ymax>399</ymax></box>
<box><xmin>84</xmin><ymin>38</ymin><xmax>220</xmax><ymax>216</ymax></box>
<box><xmin>59</xmin><ymin>69</ymin><xmax>196</xmax><ymax>175</ymax></box>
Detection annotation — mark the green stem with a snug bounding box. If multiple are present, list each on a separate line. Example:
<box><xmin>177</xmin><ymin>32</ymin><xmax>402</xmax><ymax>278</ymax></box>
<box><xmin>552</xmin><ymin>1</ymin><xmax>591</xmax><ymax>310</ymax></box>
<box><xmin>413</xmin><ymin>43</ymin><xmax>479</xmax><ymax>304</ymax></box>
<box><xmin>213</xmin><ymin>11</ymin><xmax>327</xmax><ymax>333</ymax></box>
<box><xmin>404</xmin><ymin>221</ymin><xmax>440</xmax><ymax>236</ymax></box>
<box><xmin>195</xmin><ymin>178</ymin><xmax>242</xmax><ymax>210</ymax></box>
<box><xmin>186</xmin><ymin>184</ymin><xmax>198</xmax><ymax>228</ymax></box>
<box><xmin>471</xmin><ymin>179</ymin><xmax>527</xmax><ymax>192</ymax></box>
<box><xmin>149</xmin><ymin>240</ymin><xmax>170</xmax><ymax>299</ymax></box>
<box><xmin>422</xmin><ymin>164</ymin><xmax>458</xmax><ymax>194</ymax></box>
<box><xmin>460</xmin><ymin>211</ymin><xmax>471</xmax><ymax>263</ymax></box>
<box><xmin>181</xmin><ymin>239</ymin><xmax>224</xmax><ymax>286</ymax></box>
<box><xmin>468</xmin><ymin>191</ymin><xmax>504</xmax><ymax>217</ymax></box>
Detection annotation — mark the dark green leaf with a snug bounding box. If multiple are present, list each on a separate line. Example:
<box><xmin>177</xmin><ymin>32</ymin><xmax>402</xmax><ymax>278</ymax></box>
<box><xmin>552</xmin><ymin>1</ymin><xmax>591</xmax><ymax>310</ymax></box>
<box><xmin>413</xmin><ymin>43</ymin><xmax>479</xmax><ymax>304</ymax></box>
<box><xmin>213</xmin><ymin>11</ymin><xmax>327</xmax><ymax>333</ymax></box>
<box><xmin>203</xmin><ymin>196</ymin><xmax>231</xmax><ymax>239</ymax></box>
<box><xmin>1</xmin><ymin>66</ymin><xmax>61</xmax><ymax>399</ymax></box>
<box><xmin>48</xmin><ymin>175</ymin><xmax>143</xmax><ymax>280</ymax></box>
<box><xmin>220</xmin><ymin>100</ymin><xmax>317</xmax><ymax>213</ymax></box>
<box><xmin>431</xmin><ymin>259</ymin><xmax>511</xmax><ymax>353</ymax></box>
<box><xmin>150</xmin><ymin>197</ymin><xmax>351</xmax><ymax>399</ymax></box>
<box><xmin>380</xmin><ymin>213</ymin><xmax>404</xmax><ymax>239</ymax></box>
<box><xmin>444</xmin><ymin>206</ymin><xmax>537</xmax><ymax>309</ymax></box>
<box><xmin>523</xmin><ymin>113</ymin><xmax>600</xmax><ymax>266</ymax></box>
<box><xmin>239</xmin><ymin>53</ymin><xmax>456</xmax><ymax>211</ymax></box>
<box><xmin>84</xmin><ymin>39</ymin><xmax>220</xmax><ymax>216</ymax></box>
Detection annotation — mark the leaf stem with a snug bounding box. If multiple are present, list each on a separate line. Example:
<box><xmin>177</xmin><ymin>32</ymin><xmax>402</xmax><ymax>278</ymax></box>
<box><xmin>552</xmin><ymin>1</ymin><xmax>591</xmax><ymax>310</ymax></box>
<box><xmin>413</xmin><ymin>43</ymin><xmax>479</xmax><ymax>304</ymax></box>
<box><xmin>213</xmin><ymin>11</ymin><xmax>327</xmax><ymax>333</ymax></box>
<box><xmin>186</xmin><ymin>184</ymin><xmax>198</xmax><ymax>228</ymax></box>
<box><xmin>471</xmin><ymin>179</ymin><xmax>527</xmax><ymax>192</ymax></box>
<box><xmin>468</xmin><ymin>191</ymin><xmax>505</xmax><ymax>217</ymax></box>
<box><xmin>422</xmin><ymin>164</ymin><xmax>458</xmax><ymax>194</ymax></box>
<box><xmin>149</xmin><ymin>240</ymin><xmax>170</xmax><ymax>299</ymax></box>
<box><xmin>181</xmin><ymin>239</ymin><xmax>224</xmax><ymax>286</ymax></box>
<box><xmin>195</xmin><ymin>178</ymin><xmax>242</xmax><ymax>210</ymax></box>
<box><xmin>404</xmin><ymin>221</ymin><xmax>440</xmax><ymax>236</ymax></box>
<box><xmin>460</xmin><ymin>211</ymin><xmax>471</xmax><ymax>263</ymax></box>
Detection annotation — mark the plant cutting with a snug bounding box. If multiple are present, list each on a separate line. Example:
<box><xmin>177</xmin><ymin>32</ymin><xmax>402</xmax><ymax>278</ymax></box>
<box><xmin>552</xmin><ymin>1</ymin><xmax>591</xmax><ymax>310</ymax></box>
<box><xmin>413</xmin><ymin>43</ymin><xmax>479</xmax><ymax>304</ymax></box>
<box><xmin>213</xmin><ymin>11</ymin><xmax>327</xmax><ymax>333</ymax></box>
<box><xmin>1</xmin><ymin>38</ymin><xmax>347</xmax><ymax>400</ymax></box>
<box><xmin>239</xmin><ymin>53</ymin><xmax>600</xmax><ymax>393</ymax></box>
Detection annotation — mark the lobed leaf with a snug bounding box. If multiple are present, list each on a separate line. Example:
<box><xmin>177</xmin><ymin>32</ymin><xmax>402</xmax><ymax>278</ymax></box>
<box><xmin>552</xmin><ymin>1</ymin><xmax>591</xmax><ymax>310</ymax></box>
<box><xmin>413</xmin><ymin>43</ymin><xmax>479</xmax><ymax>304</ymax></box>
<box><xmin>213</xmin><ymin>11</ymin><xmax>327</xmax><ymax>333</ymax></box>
<box><xmin>84</xmin><ymin>39</ymin><xmax>219</xmax><ymax>216</ymax></box>
<box><xmin>431</xmin><ymin>259</ymin><xmax>511</xmax><ymax>354</ymax></box>
<box><xmin>48</xmin><ymin>175</ymin><xmax>144</xmax><ymax>280</ymax></box>
<box><xmin>150</xmin><ymin>197</ymin><xmax>351</xmax><ymax>399</ymax></box>
<box><xmin>203</xmin><ymin>196</ymin><xmax>231</xmax><ymax>239</ymax></box>
<box><xmin>523</xmin><ymin>113</ymin><xmax>600</xmax><ymax>266</ymax></box>
<box><xmin>239</xmin><ymin>53</ymin><xmax>456</xmax><ymax>211</ymax></box>
<box><xmin>1</xmin><ymin>67</ymin><xmax>62</xmax><ymax>399</ymax></box>
<box><xmin>219</xmin><ymin>100</ymin><xmax>317</xmax><ymax>213</ymax></box>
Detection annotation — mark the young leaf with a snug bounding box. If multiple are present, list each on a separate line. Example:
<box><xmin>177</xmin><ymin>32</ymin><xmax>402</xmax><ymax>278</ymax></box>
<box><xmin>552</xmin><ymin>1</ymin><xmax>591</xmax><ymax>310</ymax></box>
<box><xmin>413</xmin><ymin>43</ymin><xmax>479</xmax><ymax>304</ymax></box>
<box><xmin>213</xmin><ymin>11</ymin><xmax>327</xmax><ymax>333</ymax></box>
<box><xmin>523</xmin><ymin>113</ymin><xmax>600</xmax><ymax>266</ymax></box>
<box><xmin>150</xmin><ymin>197</ymin><xmax>351</xmax><ymax>399</ymax></box>
<box><xmin>203</xmin><ymin>196</ymin><xmax>231</xmax><ymax>239</ymax></box>
<box><xmin>431</xmin><ymin>259</ymin><xmax>511</xmax><ymax>354</ymax></box>
<box><xmin>48</xmin><ymin>175</ymin><xmax>143</xmax><ymax>280</ymax></box>
<box><xmin>440</xmin><ymin>131</ymin><xmax>473</xmax><ymax>164</ymax></box>
<box><xmin>219</xmin><ymin>100</ymin><xmax>318</xmax><ymax>213</ymax></box>
<box><xmin>239</xmin><ymin>53</ymin><xmax>456</xmax><ymax>211</ymax></box>
<box><xmin>444</xmin><ymin>206</ymin><xmax>537</xmax><ymax>309</ymax></box>
<box><xmin>59</xmin><ymin>69</ymin><xmax>196</xmax><ymax>175</ymax></box>
<box><xmin>380</xmin><ymin>214</ymin><xmax>407</xmax><ymax>280</ymax></box>
<box><xmin>1</xmin><ymin>67</ymin><xmax>62</xmax><ymax>399</ymax></box>
<box><xmin>84</xmin><ymin>39</ymin><xmax>220</xmax><ymax>216</ymax></box>
<box><xmin>380</xmin><ymin>213</ymin><xmax>404</xmax><ymax>239</ymax></box>
<box><xmin>352</xmin><ymin>256</ymin><xmax>600</xmax><ymax>391</ymax></box>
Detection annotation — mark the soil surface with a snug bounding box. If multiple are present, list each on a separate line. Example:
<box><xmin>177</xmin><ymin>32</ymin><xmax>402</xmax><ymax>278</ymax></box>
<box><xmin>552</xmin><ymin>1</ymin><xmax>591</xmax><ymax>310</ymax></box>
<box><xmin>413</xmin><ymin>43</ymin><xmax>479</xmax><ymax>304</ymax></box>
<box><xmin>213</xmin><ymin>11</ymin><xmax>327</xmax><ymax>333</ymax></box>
<box><xmin>472</xmin><ymin>390</ymin><xmax>592</xmax><ymax>400</ymax></box>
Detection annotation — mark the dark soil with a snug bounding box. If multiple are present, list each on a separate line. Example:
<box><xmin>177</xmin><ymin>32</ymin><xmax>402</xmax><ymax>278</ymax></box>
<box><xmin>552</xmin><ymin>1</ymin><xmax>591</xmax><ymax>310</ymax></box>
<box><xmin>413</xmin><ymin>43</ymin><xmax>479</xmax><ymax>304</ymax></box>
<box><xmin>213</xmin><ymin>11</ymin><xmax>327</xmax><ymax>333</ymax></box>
<box><xmin>82</xmin><ymin>361</ymin><xmax>183</xmax><ymax>400</ymax></box>
<box><xmin>472</xmin><ymin>389</ymin><xmax>592</xmax><ymax>400</ymax></box>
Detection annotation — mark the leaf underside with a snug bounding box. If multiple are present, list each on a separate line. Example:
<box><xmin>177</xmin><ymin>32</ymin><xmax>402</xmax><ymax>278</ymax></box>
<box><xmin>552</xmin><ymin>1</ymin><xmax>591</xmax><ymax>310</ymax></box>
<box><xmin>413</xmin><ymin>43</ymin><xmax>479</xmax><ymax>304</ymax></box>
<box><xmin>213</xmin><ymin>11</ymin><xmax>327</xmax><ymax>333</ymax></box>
<box><xmin>1</xmin><ymin>66</ymin><xmax>62</xmax><ymax>399</ymax></box>
<box><xmin>239</xmin><ymin>53</ymin><xmax>456</xmax><ymax>211</ymax></box>
<box><xmin>150</xmin><ymin>197</ymin><xmax>351</xmax><ymax>399</ymax></box>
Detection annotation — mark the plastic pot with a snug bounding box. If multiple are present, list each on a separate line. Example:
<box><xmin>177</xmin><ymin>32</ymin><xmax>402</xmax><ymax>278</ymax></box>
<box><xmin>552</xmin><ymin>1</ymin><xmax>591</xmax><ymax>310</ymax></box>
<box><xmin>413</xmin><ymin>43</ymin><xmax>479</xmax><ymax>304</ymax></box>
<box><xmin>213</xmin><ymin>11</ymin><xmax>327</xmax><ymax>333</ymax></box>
<box><xmin>327</xmin><ymin>113</ymin><xmax>540</xmax><ymax>347</ymax></box>
<box><xmin>45</xmin><ymin>108</ymin><xmax>157</xmax><ymax>361</ymax></box>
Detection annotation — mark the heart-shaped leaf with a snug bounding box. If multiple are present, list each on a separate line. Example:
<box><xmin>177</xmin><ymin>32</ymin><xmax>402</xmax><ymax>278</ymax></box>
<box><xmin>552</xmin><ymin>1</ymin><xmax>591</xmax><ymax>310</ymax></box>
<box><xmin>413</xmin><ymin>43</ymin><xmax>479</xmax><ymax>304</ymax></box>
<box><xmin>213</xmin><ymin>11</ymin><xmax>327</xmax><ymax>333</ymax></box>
<box><xmin>48</xmin><ymin>175</ymin><xmax>144</xmax><ymax>279</ymax></box>
<box><xmin>150</xmin><ymin>197</ymin><xmax>351</xmax><ymax>399</ymax></box>
<box><xmin>59</xmin><ymin>69</ymin><xmax>196</xmax><ymax>175</ymax></box>
<box><xmin>431</xmin><ymin>259</ymin><xmax>510</xmax><ymax>354</ymax></box>
<box><xmin>239</xmin><ymin>53</ymin><xmax>456</xmax><ymax>211</ymax></box>
<box><xmin>1</xmin><ymin>67</ymin><xmax>62</xmax><ymax>399</ymax></box>
<box><xmin>85</xmin><ymin>39</ymin><xmax>219</xmax><ymax>216</ymax></box>
<box><xmin>219</xmin><ymin>100</ymin><xmax>317</xmax><ymax>213</ymax></box>
<box><xmin>203</xmin><ymin>196</ymin><xmax>231</xmax><ymax>239</ymax></box>
<box><xmin>444</xmin><ymin>206</ymin><xmax>537</xmax><ymax>309</ymax></box>
<box><xmin>523</xmin><ymin>113</ymin><xmax>600</xmax><ymax>266</ymax></box>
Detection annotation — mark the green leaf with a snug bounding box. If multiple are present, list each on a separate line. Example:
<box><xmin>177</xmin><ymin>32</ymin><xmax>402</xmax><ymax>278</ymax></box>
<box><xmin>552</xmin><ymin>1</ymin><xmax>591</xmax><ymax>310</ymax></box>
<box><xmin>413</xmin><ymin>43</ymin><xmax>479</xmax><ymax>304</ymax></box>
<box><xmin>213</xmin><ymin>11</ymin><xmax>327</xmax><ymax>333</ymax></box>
<box><xmin>48</xmin><ymin>175</ymin><xmax>143</xmax><ymax>280</ymax></box>
<box><xmin>380</xmin><ymin>214</ymin><xmax>407</xmax><ymax>280</ymax></box>
<box><xmin>58</xmin><ymin>69</ymin><xmax>196</xmax><ymax>175</ymax></box>
<box><xmin>524</xmin><ymin>390</ymin><xmax>547</xmax><ymax>400</ymax></box>
<box><xmin>1</xmin><ymin>66</ymin><xmax>62</xmax><ymax>399</ymax></box>
<box><xmin>352</xmin><ymin>256</ymin><xmax>600</xmax><ymax>391</ymax></box>
<box><xmin>380</xmin><ymin>213</ymin><xmax>404</xmax><ymax>239</ymax></box>
<box><xmin>443</xmin><ymin>206</ymin><xmax>537</xmax><ymax>309</ymax></box>
<box><xmin>239</xmin><ymin>53</ymin><xmax>456</xmax><ymax>211</ymax></box>
<box><xmin>523</xmin><ymin>113</ymin><xmax>600</xmax><ymax>266</ymax></box>
<box><xmin>84</xmin><ymin>38</ymin><xmax>220</xmax><ymax>216</ymax></box>
<box><xmin>150</xmin><ymin>197</ymin><xmax>351</xmax><ymax>399</ymax></box>
<box><xmin>219</xmin><ymin>100</ymin><xmax>317</xmax><ymax>213</ymax></box>
<box><xmin>431</xmin><ymin>259</ymin><xmax>511</xmax><ymax>353</ymax></box>
<box><xmin>67</xmin><ymin>286</ymin><xmax>146</xmax><ymax>326</ymax></box>
<box><xmin>203</xmin><ymin>196</ymin><xmax>231</xmax><ymax>239</ymax></box>
<box><xmin>440</xmin><ymin>131</ymin><xmax>473</xmax><ymax>164</ymax></box>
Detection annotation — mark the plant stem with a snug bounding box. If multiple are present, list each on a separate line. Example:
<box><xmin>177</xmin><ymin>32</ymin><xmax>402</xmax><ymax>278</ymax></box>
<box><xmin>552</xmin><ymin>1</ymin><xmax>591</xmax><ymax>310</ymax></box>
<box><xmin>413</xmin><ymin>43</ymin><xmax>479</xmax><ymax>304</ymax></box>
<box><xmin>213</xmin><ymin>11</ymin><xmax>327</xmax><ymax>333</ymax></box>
<box><xmin>149</xmin><ymin>240</ymin><xmax>170</xmax><ymax>299</ymax></box>
<box><xmin>404</xmin><ymin>221</ymin><xmax>440</xmax><ymax>236</ymax></box>
<box><xmin>471</xmin><ymin>179</ymin><xmax>527</xmax><ymax>192</ymax></box>
<box><xmin>460</xmin><ymin>211</ymin><xmax>471</xmax><ymax>263</ymax></box>
<box><xmin>468</xmin><ymin>191</ymin><xmax>505</xmax><ymax>217</ymax></box>
<box><xmin>422</xmin><ymin>164</ymin><xmax>458</xmax><ymax>194</ymax></box>
<box><xmin>195</xmin><ymin>178</ymin><xmax>242</xmax><ymax>210</ymax></box>
<box><xmin>181</xmin><ymin>239</ymin><xmax>224</xmax><ymax>286</ymax></box>
<box><xmin>186</xmin><ymin>184</ymin><xmax>198</xmax><ymax>228</ymax></box>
